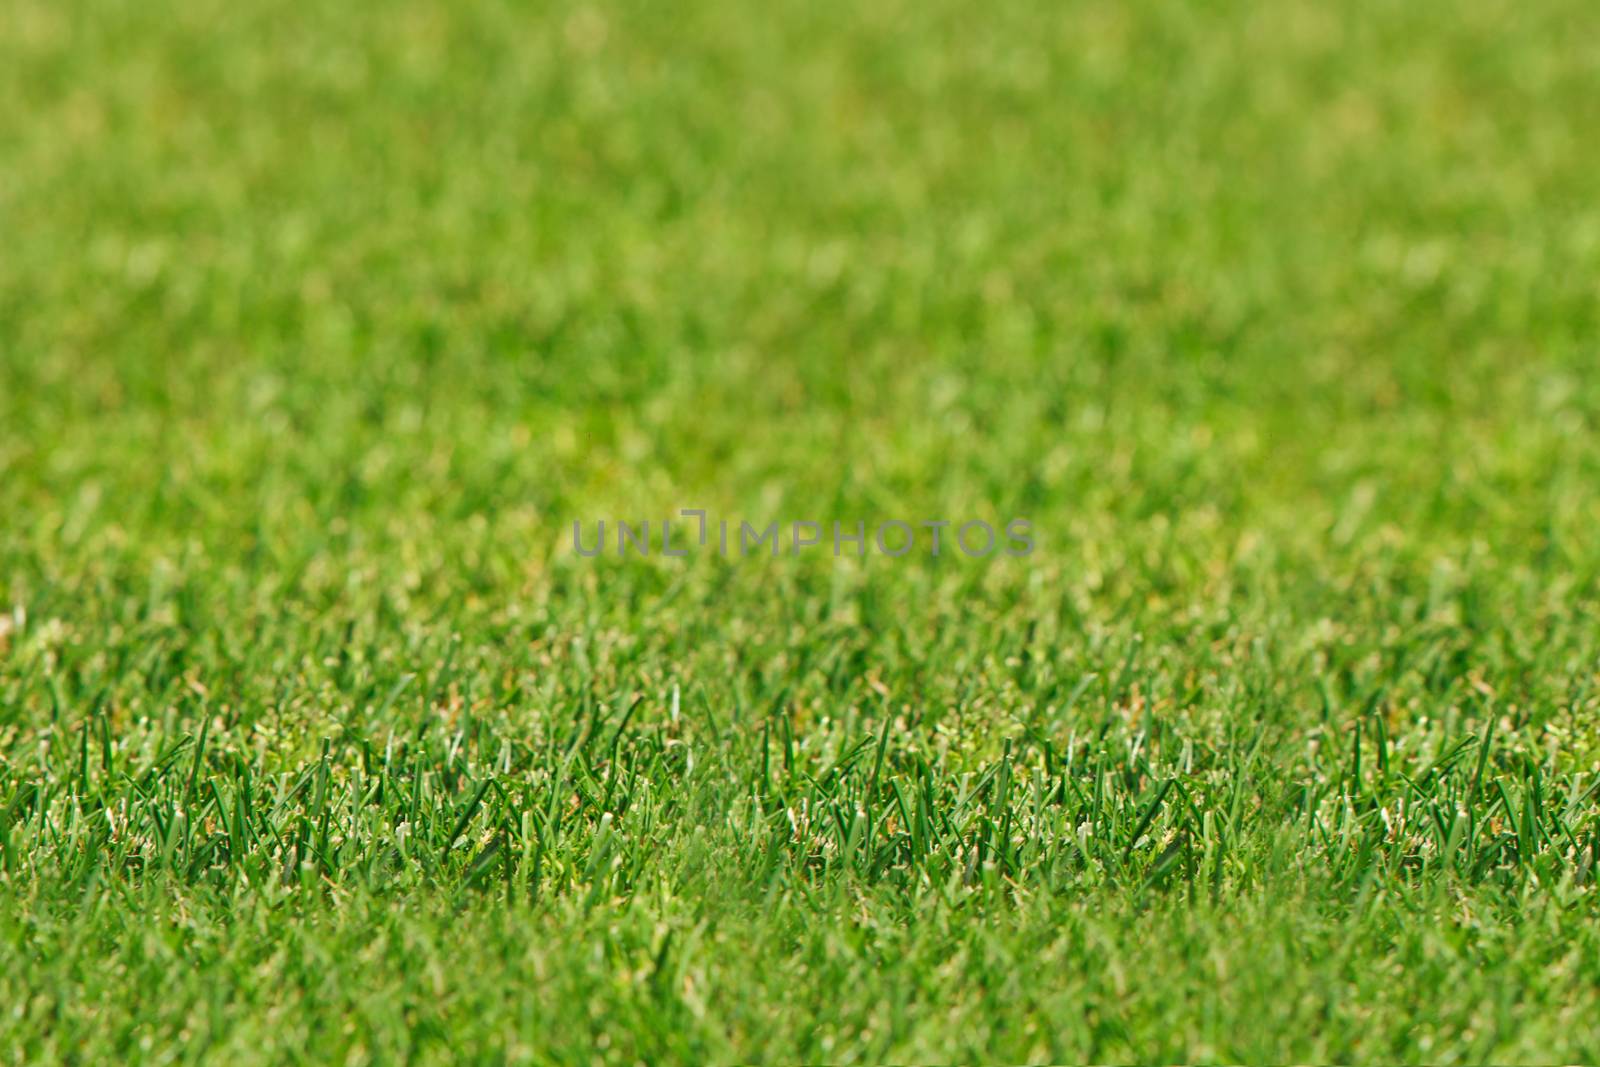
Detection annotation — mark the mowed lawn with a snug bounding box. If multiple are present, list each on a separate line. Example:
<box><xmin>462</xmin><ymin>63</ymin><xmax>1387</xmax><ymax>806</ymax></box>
<box><xmin>3</xmin><ymin>0</ymin><xmax>1600</xmax><ymax>1061</ymax></box>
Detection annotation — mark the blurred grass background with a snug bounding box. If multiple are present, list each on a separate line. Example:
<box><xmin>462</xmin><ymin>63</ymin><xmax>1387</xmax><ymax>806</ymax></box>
<box><xmin>3</xmin><ymin>0</ymin><xmax>1600</xmax><ymax>1060</ymax></box>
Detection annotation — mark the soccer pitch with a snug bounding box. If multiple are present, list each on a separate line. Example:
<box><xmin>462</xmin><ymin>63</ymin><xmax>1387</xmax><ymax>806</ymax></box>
<box><xmin>2</xmin><ymin>0</ymin><xmax>1598</xmax><ymax>1061</ymax></box>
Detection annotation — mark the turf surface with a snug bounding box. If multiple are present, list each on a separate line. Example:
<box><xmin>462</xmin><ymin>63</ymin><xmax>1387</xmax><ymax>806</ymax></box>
<box><xmin>3</xmin><ymin>0</ymin><xmax>1600</xmax><ymax>1061</ymax></box>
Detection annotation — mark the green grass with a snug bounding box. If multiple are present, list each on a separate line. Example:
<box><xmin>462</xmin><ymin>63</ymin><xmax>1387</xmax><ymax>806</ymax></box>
<box><xmin>3</xmin><ymin>0</ymin><xmax>1600</xmax><ymax>1061</ymax></box>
